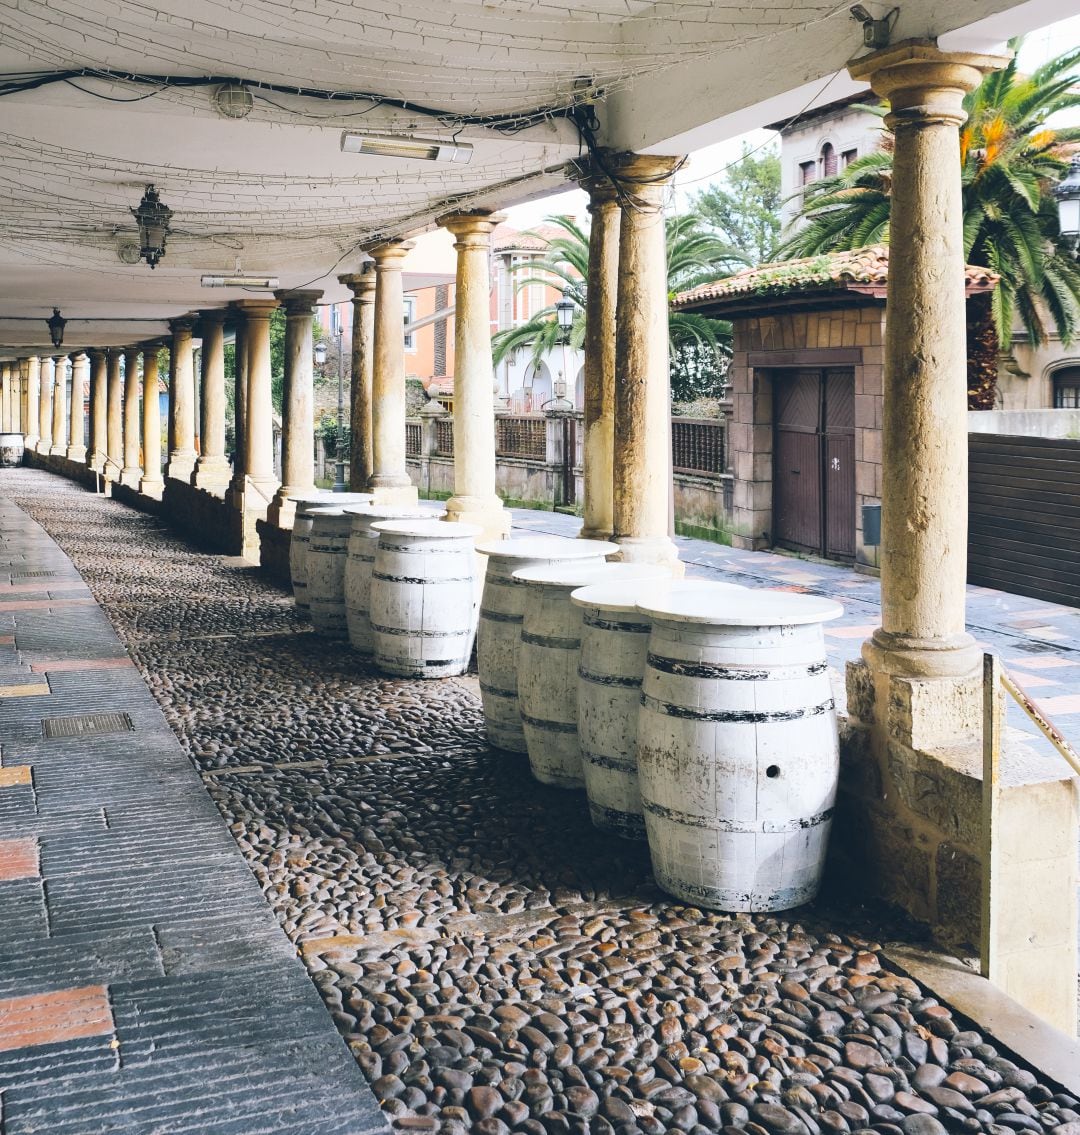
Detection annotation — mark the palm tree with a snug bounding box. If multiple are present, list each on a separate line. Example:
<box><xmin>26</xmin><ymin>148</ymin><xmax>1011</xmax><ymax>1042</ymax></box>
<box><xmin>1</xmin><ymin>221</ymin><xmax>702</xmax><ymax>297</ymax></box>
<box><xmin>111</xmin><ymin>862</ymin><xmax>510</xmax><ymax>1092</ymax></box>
<box><xmin>491</xmin><ymin>214</ymin><xmax>745</xmax><ymax>394</ymax></box>
<box><xmin>780</xmin><ymin>42</ymin><xmax>1080</xmax><ymax>407</ymax></box>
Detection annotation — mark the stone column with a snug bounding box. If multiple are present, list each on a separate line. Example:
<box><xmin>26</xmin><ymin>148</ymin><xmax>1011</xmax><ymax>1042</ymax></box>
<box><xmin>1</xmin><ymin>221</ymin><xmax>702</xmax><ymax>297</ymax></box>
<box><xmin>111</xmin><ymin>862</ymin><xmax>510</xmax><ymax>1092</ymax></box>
<box><xmin>1</xmin><ymin>363</ymin><xmax>11</xmax><ymax>433</ymax></box>
<box><xmin>192</xmin><ymin>310</ymin><xmax>231</xmax><ymax>493</ymax></box>
<box><xmin>120</xmin><ymin>348</ymin><xmax>142</xmax><ymax>487</ymax></box>
<box><xmin>577</xmin><ymin>166</ymin><xmax>620</xmax><ymax>540</ymax></box>
<box><xmin>87</xmin><ymin>350</ymin><xmax>107</xmax><ymax>473</ymax></box>
<box><xmin>23</xmin><ymin>357</ymin><xmax>40</xmax><ymax>451</ymax></box>
<box><xmin>50</xmin><ymin>356</ymin><xmax>67</xmax><ymax>456</ymax></box>
<box><xmin>227</xmin><ymin>316</ymin><xmax>248</xmax><ymax>499</ymax></box>
<box><xmin>437</xmin><ymin>211</ymin><xmax>510</xmax><ymax>540</ymax></box>
<box><xmin>235</xmin><ymin>300</ymin><xmax>279</xmax><ymax>500</ymax></box>
<box><xmin>339</xmin><ymin>266</ymin><xmax>376</xmax><ymax>491</ymax></box>
<box><xmin>105</xmin><ymin>350</ymin><xmax>123</xmax><ymax>476</ymax></box>
<box><xmin>367</xmin><ymin>241</ymin><xmax>417</xmax><ymax>505</ymax></box>
<box><xmin>267</xmin><ymin>290</ymin><xmax>322</xmax><ymax>528</ymax></box>
<box><xmin>37</xmin><ymin>356</ymin><xmax>54</xmax><ymax>456</ymax></box>
<box><xmin>67</xmin><ymin>353</ymin><xmax>88</xmax><ymax>462</ymax></box>
<box><xmin>140</xmin><ymin>348</ymin><xmax>164</xmax><ymax>497</ymax></box>
<box><xmin>15</xmin><ymin>360</ymin><xmax>25</xmax><ymax>434</ymax></box>
<box><xmin>165</xmin><ymin>316</ymin><xmax>197</xmax><ymax>481</ymax></box>
<box><xmin>609</xmin><ymin>152</ymin><xmax>683</xmax><ymax>573</ymax></box>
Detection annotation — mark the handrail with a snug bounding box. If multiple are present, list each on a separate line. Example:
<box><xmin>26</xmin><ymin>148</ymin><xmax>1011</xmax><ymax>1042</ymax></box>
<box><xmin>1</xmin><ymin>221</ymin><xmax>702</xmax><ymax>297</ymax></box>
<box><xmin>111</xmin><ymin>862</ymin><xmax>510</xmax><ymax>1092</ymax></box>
<box><xmin>980</xmin><ymin>652</ymin><xmax>1079</xmax><ymax>982</ymax></box>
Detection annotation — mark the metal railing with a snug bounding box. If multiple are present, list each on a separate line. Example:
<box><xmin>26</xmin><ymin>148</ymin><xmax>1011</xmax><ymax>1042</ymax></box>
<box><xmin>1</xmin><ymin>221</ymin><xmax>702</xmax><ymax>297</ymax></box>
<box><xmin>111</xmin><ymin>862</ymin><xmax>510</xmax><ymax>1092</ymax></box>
<box><xmin>980</xmin><ymin>652</ymin><xmax>1080</xmax><ymax>981</ymax></box>
<box><xmin>496</xmin><ymin>416</ymin><xmax>546</xmax><ymax>460</ymax></box>
<box><xmin>672</xmin><ymin>417</ymin><xmax>726</xmax><ymax>478</ymax></box>
<box><xmin>434</xmin><ymin>418</ymin><xmax>454</xmax><ymax>457</ymax></box>
<box><xmin>405</xmin><ymin>421</ymin><xmax>421</xmax><ymax>457</ymax></box>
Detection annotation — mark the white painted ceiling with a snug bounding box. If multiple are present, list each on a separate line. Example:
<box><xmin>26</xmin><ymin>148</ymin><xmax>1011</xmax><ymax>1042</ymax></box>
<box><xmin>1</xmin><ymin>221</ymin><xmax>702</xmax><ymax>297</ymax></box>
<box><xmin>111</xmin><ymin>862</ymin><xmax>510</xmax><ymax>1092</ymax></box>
<box><xmin>0</xmin><ymin>0</ymin><xmax>1072</xmax><ymax>356</ymax></box>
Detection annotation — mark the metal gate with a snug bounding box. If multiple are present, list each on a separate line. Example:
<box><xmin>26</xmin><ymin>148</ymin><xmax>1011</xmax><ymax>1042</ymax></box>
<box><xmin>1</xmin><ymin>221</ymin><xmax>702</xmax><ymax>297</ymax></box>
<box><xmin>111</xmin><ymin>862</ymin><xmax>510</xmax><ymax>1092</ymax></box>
<box><xmin>773</xmin><ymin>368</ymin><xmax>855</xmax><ymax>560</ymax></box>
<box><xmin>559</xmin><ymin>415</ymin><xmax>576</xmax><ymax>508</ymax></box>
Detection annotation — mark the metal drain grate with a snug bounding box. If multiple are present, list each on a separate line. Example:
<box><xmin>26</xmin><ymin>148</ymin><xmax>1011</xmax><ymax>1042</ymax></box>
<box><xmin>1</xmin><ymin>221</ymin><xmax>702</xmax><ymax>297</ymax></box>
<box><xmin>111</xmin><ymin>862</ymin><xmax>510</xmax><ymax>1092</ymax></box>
<box><xmin>41</xmin><ymin>712</ymin><xmax>134</xmax><ymax>739</ymax></box>
<box><xmin>13</xmin><ymin>571</ymin><xmax>58</xmax><ymax>579</ymax></box>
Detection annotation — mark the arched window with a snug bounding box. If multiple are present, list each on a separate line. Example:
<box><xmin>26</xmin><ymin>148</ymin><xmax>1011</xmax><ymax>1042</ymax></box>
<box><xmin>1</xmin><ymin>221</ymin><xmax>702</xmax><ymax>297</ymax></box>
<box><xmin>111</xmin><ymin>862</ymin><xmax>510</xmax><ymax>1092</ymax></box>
<box><xmin>820</xmin><ymin>142</ymin><xmax>837</xmax><ymax>178</ymax></box>
<box><xmin>1053</xmin><ymin>366</ymin><xmax>1080</xmax><ymax>408</ymax></box>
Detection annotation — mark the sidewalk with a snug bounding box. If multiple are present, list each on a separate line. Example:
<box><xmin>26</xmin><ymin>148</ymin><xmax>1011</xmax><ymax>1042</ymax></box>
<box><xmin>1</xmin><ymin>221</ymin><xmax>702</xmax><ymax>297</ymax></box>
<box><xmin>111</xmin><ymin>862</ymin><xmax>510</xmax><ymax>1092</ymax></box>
<box><xmin>514</xmin><ymin>509</ymin><xmax>1080</xmax><ymax>764</ymax></box>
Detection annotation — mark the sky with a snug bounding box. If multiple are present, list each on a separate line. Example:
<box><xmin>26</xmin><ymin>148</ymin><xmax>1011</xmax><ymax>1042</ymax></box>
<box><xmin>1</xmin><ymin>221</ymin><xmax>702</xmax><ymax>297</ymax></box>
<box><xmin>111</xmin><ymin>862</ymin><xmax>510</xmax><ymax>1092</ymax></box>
<box><xmin>504</xmin><ymin>14</ymin><xmax>1080</xmax><ymax>233</ymax></box>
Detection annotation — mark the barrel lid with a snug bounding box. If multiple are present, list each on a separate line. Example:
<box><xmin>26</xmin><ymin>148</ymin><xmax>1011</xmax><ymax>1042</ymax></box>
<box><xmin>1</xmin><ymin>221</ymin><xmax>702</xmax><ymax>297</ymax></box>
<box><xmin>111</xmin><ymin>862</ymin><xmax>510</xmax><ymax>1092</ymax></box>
<box><xmin>308</xmin><ymin>507</ymin><xmax>354</xmax><ymax>532</ymax></box>
<box><xmin>638</xmin><ymin>585</ymin><xmax>843</xmax><ymax>627</ymax></box>
<box><xmin>513</xmin><ymin>561</ymin><xmax>669</xmax><ymax>591</ymax></box>
<box><xmin>294</xmin><ymin>492</ymin><xmax>372</xmax><ymax>511</ymax></box>
<box><xmin>370</xmin><ymin>518</ymin><xmax>483</xmax><ymax>539</ymax></box>
<box><xmin>475</xmin><ymin>536</ymin><xmax>617</xmax><ymax>560</ymax></box>
<box><xmin>571</xmin><ymin>575</ymin><xmax>742</xmax><ymax>613</ymax></box>
<box><xmin>344</xmin><ymin>504</ymin><xmax>445</xmax><ymax>525</ymax></box>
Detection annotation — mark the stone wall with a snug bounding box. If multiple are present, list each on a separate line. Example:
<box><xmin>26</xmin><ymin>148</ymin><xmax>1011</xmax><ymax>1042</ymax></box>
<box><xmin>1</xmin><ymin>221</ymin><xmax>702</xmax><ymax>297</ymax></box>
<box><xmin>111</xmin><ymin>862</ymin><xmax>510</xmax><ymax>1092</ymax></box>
<box><xmin>728</xmin><ymin>305</ymin><xmax>885</xmax><ymax>568</ymax></box>
<box><xmin>162</xmin><ymin>480</ymin><xmax>236</xmax><ymax>554</ymax></box>
<box><xmin>256</xmin><ymin>519</ymin><xmax>292</xmax><ymax>587</ymax></box>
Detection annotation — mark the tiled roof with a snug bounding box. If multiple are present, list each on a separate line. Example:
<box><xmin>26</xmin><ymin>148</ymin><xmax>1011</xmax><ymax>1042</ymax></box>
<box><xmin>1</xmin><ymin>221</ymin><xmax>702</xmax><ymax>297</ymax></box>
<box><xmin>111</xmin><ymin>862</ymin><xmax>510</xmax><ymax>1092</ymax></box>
<box><xmin>492</xmin><ymin>222</ymin><xmax>565</xmax><ymax>253</ymax></box>
<box><xmin>673</xmin><ymin>245</ymin><xmax>998</xmax><ymax>310</ymax></box>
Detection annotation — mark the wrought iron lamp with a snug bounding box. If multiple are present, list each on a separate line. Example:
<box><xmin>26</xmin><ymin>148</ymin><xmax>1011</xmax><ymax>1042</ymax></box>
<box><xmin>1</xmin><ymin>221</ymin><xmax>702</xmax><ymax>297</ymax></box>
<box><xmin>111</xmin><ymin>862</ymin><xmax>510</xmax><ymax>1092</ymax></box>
<box><xmin>46</xmin><ymin>307</ymin><xmax>66</xmax><ymax>348</ymax></box>
<box><xmin>131</xmin><ymin>185</ymin><xmax>173</xmax><ymax>269</ymax></box>
<box><xmin>553</xmin><ymin>296</ymin><xmax>575</xmax><ymax>403</ymax></box>
<box><xmin>1055</xmin><ymin>155</ymin><xmax>1080</xmax><ymax>258</ymax></box>
<box><xmin>313</xmin><ymin>341</ymin><xmax>328</xmax><ymax>367</ymax></box>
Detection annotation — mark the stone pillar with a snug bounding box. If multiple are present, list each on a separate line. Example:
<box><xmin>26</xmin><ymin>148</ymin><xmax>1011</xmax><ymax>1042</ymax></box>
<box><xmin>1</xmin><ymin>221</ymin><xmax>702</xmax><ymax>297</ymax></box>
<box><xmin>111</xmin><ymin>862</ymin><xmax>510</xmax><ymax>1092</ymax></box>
<box><xmin>140</xmin><ymin>348</ymin><xmax>164</xmax><ymax>497</ymax></box>
<box><xmin>15</xmin><ymin>360</ymin><xmax>25</xmax><ymax>434</ymax></box>
<box><xmin>50</xmin><ymin>356</ymin><xmax>67</xmax><ymax>456</ymax></box>
<box><xmin>24</xmin><ymin>357</ymin><xmax>40</xmax><ymax>451</ymax></box>
<box><xmin>367</xmin><ymin>241</ymin><xmax>417</xmax><ymax>505</ymax></box>
<box><xmin>38</xmin><ymin>356</ymin><xmax>54</xmax><ymax>456</ymax></box>
<box><xmin>165</xmin><ymin>316</ymin><xmax>197</xmax><ymax>482</ymax></box>
<box><xmin>87</xmin><ymin>350</ymin><xmax>107</xmax><ymax>472</ymax></box>
<box><xmin>105</xmin><ymin>351</ymin><xmax>122</xmax><ymax>476</ymax></box>
<box><xmin>227</xmin><ymin>317</ymin><xmax>248</xmax><ymax>499</ymax></box>
<box><xmin>609</xmin><ymin>152</ymin><xmax>683</xmax><ymax>573</ymax></box>
<box><xmin>1</xmin><ymin>363</ymin><xmax>11</xmax><ymax>433</ymax></box>
<box><xmin>192</xmin><ymin>310</ymin><xmax>231</xmax><ymax>493</ymax></box>
<box><xmin>267</xmin><ymin>290</ymin><xmax>322</xmax><ymax>528</ymax></box>
<box><xmin>577</xmin><ymin>167</ymin><xmax>620</xmax><ymax>540</ymax></box>
<box><xmin>120</xmin><ymin>348</ymin><xmax>142</xmax><ymax>487</ymax></box>
<box><xmin>339</xmin><ymin>266</ymin><xmax>376</xmax><ymax>491</ymax></box>
<box><xmin>67</xmin><ymin>353</ymin><xmax>88</xmax><ymax>462</ymax></box>
<box><xmin>435</xmin><ymin>212</ymin><xmax>509</xmax><ymax>539</ymax></box>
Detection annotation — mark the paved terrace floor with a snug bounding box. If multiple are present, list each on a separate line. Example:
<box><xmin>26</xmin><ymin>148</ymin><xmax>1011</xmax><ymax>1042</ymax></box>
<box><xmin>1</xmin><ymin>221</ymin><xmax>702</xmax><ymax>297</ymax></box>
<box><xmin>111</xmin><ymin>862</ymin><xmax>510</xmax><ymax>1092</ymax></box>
<box><xmin>1</xmin><ymin>467</ymin><xmax>1079</xmax><ymax>1135</ymax></box>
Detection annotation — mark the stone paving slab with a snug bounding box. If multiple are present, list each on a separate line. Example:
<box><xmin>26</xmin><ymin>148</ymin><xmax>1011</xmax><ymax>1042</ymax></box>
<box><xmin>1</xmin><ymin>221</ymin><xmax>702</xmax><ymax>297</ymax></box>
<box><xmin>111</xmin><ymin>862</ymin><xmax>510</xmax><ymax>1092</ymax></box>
<box><xmin>0</xmin><ymin>494</ymin><xmax>388</xmax><ymax>1132</ymax></box>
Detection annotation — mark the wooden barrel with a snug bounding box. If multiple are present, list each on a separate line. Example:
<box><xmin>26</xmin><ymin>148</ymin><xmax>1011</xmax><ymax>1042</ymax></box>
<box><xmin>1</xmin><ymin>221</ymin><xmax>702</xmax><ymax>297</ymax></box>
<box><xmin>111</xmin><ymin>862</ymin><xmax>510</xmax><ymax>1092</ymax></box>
<box><xmin>636</xmin><ymin>588</ymin><xmax>843</xmax><ymax>912</ymax></box>
<box><xmin>306</xmin><ymin>508</ymin><xmax>356</xmax><ymax>638</ymax></box>
<box><xmin>344</xmin><ymin>504</ymin><xmax>444</xmax><ymax>656</ymax></box>
<box><xmin>290</xmin><ymin>492</ymin><xmax>371</xmax><ymax>612</ymax></box>
<box><xmin>572</xmin><ymin>578</ymin><xmax>745</xmax><ymax>838</ymax></box>
<box><xmin>475</xmin><ymin>537</ymin><xmax>616</xmax><ymax>753</ymax></box>
<box><xmin>514</xmin><ymin>562</ymin><xmax>670</xmax><ymax>789</ymax></box>
<box><xmin>369</xmin><ymin>519</ymin><xmax>482</xmax><ymax>678</ymax></box>
<box><xmin>0</xmin><ymin>433</ymin><xmax>25</xmax><ymax>468</ymax></box>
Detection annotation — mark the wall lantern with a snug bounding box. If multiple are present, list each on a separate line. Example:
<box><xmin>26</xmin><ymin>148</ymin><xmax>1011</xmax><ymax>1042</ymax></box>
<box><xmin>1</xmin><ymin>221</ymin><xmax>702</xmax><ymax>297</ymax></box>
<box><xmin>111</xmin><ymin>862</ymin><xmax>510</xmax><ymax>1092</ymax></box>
<box><xmin>555</xmin><ymin>296</ymin><xmax>575</xmax><ymax>338</ymax></box>
<box><xmin>46</xmin><ymin>307</ymin><xmax>66</xmax><ymax>348</ymax></box>
<box><xmin>131</xmin><ymin>184</ymin><xmax>173</xmax><ymax>269</ymax></box>
<box><xmin>314</xmin><ymin>341</ymin><xmax>328</xmax><ymax>366</ymax></box>
<box><xmin>1054</xmin><ymin>154</ymin><xmax>1080</xmax><ymax>257</ymax></box>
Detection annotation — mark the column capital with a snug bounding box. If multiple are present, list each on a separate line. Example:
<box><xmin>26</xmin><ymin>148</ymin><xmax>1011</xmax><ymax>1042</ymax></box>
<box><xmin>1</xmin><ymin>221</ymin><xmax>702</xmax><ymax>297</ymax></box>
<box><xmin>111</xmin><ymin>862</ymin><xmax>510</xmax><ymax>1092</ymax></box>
<box><xmin>88</xmin><ymin>347</ymin><xmax>107</xmax><ymax>362</ymax></box>
<box><xmin>605</xmin><ymin>152</ymin><xmax>684</xmax><ymax>187</ymax></box>
<box><xmin>273</xmin><ymin>289</ymin><xmax>323</xmax><ymax>316</ymax></box>
<box><xmin>366</xmin><ymin>240</ymin><xmax>414</xmax><ymax>268</ymax></box>
<box><xmin>570</xmin><ymin>155</ymin><xmax>620</xmax><ymax>206</ymax></box>
<box><xmin>338</xmin><ymin>265</ymin><xmax>377</xmax><ymax>301</ymax></box>
<box><xmin>168</xmin><ymin>315</ymin><xmax>198</xmax><ymax>335</ymax></box>
<box><xmin>197</xmin><ymin>308</ymin><xmax>229</xmax><ymax>330</ymax></box>
<box><xmin>437</xmin><ymin>210</ymin><xmax>507</xmax><ymax>244</ymax></box>
<box><xmin>848</xmin><ymin>40</ymin><xmax>1009</xmax><ymax>126</ymax></box>
<box><xmin>230</xmin><ymin>298</ymin><xmax>279</xmax><ymax>322</ymax></box>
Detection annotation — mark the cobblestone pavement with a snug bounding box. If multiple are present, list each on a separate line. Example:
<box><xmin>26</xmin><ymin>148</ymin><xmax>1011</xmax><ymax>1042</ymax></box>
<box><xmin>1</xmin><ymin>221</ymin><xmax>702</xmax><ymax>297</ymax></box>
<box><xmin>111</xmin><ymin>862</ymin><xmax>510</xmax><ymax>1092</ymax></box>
<box><xmin>6</xmin><ymin>468</ymin><xmax>1080</xmax><ymax>1135</ymax></box>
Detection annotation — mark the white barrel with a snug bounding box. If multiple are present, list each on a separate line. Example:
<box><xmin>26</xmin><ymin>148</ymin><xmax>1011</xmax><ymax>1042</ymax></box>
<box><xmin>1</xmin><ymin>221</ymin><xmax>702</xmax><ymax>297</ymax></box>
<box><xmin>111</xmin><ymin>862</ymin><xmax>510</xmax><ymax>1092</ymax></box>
<box><xmin>475</xmin><ymin>537</ymin><xmax>617</xmax><ymax>752</ymax></box>
<box><xmin>344</xmin><ymin>504</ymin><xmax>445</xmax><ymax>656</ymax></box>
<box><xmin>290</xmin><ymin>492</ymin><xmax>371</xmax><ymax>612</ymax></box>
<box><xmin>306</xmin><ymin>508</ymin><xmax>356</xmax><ymax>638</ymax></box>
<box><xmin>636</xmin><ymin>588</ymin><xmax>843</xmax><ymax>912</ymax></box>
<box><xmin>514</xmin><ymin>562</ymin><xmax>671</xmax><ymax>789</ymax></box>
<box><xmin>572</xmin><ymin>578</ymin><xmax>746</xmax><ymax>838</ymax></box>
<box><xmin>0</xmin><ymin>433</ymin><xmax>25</xmax><ymax>468</ymax></box>
<box><xmin>370</xmin><ymin>519</ymin><xmax>482</xmax><ymax>678</ymax></box>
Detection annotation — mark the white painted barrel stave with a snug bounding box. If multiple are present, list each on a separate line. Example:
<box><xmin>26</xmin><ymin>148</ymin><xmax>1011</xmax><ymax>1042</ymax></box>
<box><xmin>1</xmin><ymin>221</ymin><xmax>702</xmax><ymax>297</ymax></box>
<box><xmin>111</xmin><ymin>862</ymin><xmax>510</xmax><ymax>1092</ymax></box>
<box><xmin>370</xmin><ymin>521</ymin><xmax>481</xmax><ymax>678</ymax></box>
<box><xmin>344</xmin><ymin>506</ymin><xmax>441</xmax><ymax>656</ymax></box>
<box><xmin>306</xmin><ymin>510</ymin><xmax>355</xmax><ymax>638</ymax></box>
<box><xmin>475</xmin><ymin>538</ymin><xmax>616</xmax><ymax>753</ymax></box>
<box><xmin>637</xmin><ymin>601</ymin><xmax>840</xmax><ymax>913</ymax></box>
<box><xmin>290</xmin><ymin>494</ymin><xmax>370</xmax><ymax>612</ymax></box>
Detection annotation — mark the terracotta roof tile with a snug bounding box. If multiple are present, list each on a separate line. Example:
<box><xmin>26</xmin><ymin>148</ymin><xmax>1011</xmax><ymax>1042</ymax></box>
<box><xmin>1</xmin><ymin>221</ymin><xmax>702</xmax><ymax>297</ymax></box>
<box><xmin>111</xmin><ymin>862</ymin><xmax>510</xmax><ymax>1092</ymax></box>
<box><xmin>673</xmin><ymin>245</ymin><xmax>998</xmax><ymax>309</ymax></box>
<box><xmin>492</xmin><ymin>222</ymin><xmax>565</xmax><ymax>253</ymax></box>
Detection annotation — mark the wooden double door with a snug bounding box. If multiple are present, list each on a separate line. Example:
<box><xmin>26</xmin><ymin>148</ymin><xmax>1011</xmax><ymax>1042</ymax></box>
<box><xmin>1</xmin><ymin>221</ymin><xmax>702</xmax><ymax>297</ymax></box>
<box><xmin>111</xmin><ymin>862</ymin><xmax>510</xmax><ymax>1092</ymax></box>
<box><xmin>772</xmin><ymin>367</ymin><xmax>856</xmax><ymax>560</ymax></box>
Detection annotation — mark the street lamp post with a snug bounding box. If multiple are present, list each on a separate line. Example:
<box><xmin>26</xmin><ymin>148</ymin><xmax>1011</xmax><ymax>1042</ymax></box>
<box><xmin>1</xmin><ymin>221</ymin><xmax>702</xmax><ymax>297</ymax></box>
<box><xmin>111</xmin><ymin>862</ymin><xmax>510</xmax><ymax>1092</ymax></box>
<box><xmin>314</xmin><ymin>330</ymin><xmax>346</xmax><ymax>491</ymax></box>
<box><xmin>1054</xmin><ymin>154</ymin><xmax>1080</xmax><ymax>258</ymax></box>
<box><xmin>554</xmin><ymin>296</ymin><xmax>575</xmax><ymax>406</ymax></box>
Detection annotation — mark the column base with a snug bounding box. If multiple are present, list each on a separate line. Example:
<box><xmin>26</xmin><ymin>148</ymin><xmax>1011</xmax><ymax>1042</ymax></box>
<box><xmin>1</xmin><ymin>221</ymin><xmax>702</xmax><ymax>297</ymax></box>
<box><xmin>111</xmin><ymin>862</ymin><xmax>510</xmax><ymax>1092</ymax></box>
<box><xmin>102</xmin><ymin>458</ymin><xmax>122</xmax><ymax>481</ymax></box>
<box><xmin>49</xmin><ymin>444</ymin><xmax>66</xmax><ymax>457</ymax></box>
<box><xmin>165</xmin><ymin>452</ymin><xmax>197</xmax><ymax>483</ymax></box>
<box><xmin>66</xmin><ymin>446</ymin><xmax>87</xmax><ymax>464</ymax></box>
<box><xmin>371</xmin><ymin>484</ymin><xmax>419</xmax><ymax>506</ymax></box>
<box><xmin>120</xmin><ymin>466</ymin><xmax>142</xmax><ymax>489</ymax></box>
<box><xmin>444</xmin><ymin>495</ymin><xmax>511</xmax><ymax>542</ymax></box>
<box><xmin>862</xmin><ymin>626</ymin><xmax>981</xmax><ymax>680</ymax></box>
<box><xmin>139</xmin><ymin>476</ymin><xmax>164</xmax><ymax>500</ymax></box>
<box><xmin>224</xmin><ymin>476</ymin><xmax>278</xmax><ymax>561</ymax></box>
<box><xmin>265</xmin><ymin>485</ymin><xmax>316</xmax><ymax>530</ymax></box>
<box><xmin>611</xmin><ymin>535</ymin><xmax>684</xmax><ymax>577</ymax></box>
<box><xmin>579</xmin><ymin>525</ymin><xmax>614</xmax><ymax>541</ymax></box>
<box><xmin>191</xmin><ymin>457</ymin><xmax>232</xmax><ymax>495</ymax></box>
<box><xmin>88</xmin><ymin>450</ymin><xmax>105</xmax><ymax>474</ymax></box>
<box><xmin>24</xmin><ymin>435</ymin><xmax>40</xmax><ymax>453</ymax></box>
